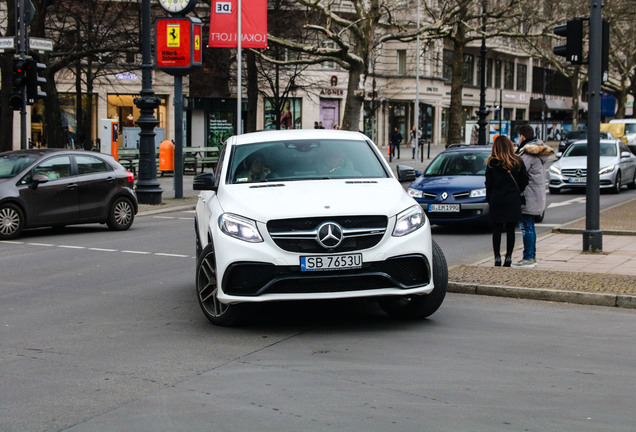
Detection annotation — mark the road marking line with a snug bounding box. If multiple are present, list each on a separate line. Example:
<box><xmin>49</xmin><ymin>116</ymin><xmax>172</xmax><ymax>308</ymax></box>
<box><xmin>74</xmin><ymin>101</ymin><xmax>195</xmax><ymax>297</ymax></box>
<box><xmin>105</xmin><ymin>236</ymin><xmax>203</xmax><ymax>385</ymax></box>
<box><xmin>58</xmin><ymin>245</ymin><xmax>86</xmax><ymax>249</ymax></box>
<box><xmin>89</xmin><ymin>247</ymin><xmax>118</xmax><ymax>252</ymax></box>
<box><xmin>0</xmin><ymin>240</ymin><xmax>23</xmax><ymax>245</ymax></box>
<box><xmin>548</xmin><ymin>197</ymin><xmax>586</xmax><ymax>208</ymax></box>
<box><xmin>28</xmin><ymin>242</ymin><xmax>54</xmax><ymax>247</ymax></box>
<box><xmin>122</xmin><ymin>250</ymin><xmax>151</xmax><ymax>255</ymax></box>
<box><xmin>155</xmin><ymin>253</ymin><xmax>191</xmax><ymax>258</ymax></box>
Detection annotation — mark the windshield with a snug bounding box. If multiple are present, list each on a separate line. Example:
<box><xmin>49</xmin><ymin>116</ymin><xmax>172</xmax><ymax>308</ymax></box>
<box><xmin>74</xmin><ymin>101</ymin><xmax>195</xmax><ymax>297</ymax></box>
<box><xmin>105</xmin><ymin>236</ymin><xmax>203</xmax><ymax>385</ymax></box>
<box><xmin>0</xmin><ymin>154</ymin><xmax>39</xmax><ymax>179</ymax></box>
<box><xmin>424</xmin><ymin>151</ymin><xmax>489</xmax><ymax>176</ymax></box>
<box><xmin>228</xmin><ymin>139</ymin><xmax>389</xmax><ymax>184</ymax></box>
<box><xmin>563</xmin><ymin>142</ymin><xmax>617</xmax><ymax>158</ymax></box>
<box><xmin>624</xmin><ymin>124</ymin><xmax>636</xmax><ymax>134</ymax></box>
<box><xmin>565</xmin><ymin>130</ymin><xmax>587</xmax><ymax>140</ymax></box>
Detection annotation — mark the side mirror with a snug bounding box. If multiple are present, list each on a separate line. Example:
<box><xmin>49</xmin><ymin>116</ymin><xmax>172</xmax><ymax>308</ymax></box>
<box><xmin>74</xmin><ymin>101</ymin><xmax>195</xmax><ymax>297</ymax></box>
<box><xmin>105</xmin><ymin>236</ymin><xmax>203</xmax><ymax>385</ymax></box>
<box><xmin>396</xmin><ymin>164</ymin><xmax>417</xmax><ymax>183</ymax></box>
<box><xmin>193</xmin><ymin>172</ymin><xmax>216</xmax><ymax>191</ymax></box>
<box><xmin>621</xmin><ymin>151</ymin><xmax>632</xmax><ymax>159</ymax></box>
<box><xmin>555</xmin><ymin>152</ymin><xmax>562</xmax><ymax>159</ymax></box>
<box><xmin>29</xmin><ymin>174</ymin><xmax>49</xmax><ymax>189</ymax></box>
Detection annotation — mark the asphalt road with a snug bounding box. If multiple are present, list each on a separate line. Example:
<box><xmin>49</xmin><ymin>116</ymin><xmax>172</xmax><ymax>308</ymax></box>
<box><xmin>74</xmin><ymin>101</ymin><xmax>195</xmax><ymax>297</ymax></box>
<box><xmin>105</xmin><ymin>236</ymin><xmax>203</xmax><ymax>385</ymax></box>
<box><xmin>1</xmin><ymin>193</ymin><xmax>635</xmax><ymax>431</ymax></box>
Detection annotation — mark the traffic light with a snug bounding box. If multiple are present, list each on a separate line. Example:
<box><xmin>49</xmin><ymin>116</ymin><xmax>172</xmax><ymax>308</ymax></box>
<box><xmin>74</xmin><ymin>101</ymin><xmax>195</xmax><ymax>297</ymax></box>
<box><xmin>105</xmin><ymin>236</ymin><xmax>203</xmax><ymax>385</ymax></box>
<box><xmin>25</xmin><ymin>58</ymin><xmax>47</xmax><ymax>105</ymax></box>
<box><xmin>553</xmin><ymin>18</ymin><xmax>584</xmax><ymax>64</ymax></box>
<box><xmin>9</xmin><ymin>58</ymin><xmax>27</xmax><ymax>110</ymax></box>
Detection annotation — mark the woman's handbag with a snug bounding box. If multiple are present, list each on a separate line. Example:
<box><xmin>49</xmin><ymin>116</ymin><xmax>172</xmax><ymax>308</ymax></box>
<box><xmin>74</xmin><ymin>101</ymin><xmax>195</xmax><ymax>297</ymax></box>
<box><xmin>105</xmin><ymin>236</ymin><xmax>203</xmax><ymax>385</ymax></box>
<box><xmin>508</xmin><ymin>171</ymin><xmax>526</xmax><ymax>205</ymax></box>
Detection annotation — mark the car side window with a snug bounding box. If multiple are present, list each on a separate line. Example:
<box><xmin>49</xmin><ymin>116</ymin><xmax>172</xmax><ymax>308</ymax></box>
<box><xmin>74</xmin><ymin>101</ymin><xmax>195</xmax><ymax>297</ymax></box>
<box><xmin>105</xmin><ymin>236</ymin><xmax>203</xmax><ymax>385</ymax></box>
<box><xmin>76</xmin><ymin>155</ymin><xmax>111</xmax><ymax>175</ymax></box>
<box><xmin>32</xmin><ymin>156</ymin><xmax>72</xmax><ymax>180</ymax></box>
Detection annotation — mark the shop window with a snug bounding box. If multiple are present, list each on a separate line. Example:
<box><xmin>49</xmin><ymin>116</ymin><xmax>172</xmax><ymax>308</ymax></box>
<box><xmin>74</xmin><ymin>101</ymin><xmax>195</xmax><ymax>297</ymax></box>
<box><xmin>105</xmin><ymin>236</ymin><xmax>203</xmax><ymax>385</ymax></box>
<box><xmin>264</xmin><ymin>98</ymin><xmax>302</xmax><ymax>130</ymax></box>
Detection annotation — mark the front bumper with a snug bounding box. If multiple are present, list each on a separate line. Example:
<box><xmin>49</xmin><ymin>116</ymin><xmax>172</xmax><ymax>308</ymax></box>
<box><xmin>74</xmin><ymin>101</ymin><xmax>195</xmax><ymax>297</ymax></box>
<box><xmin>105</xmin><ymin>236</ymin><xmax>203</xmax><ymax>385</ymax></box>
<box><xmin>415</xmin><ymin>200</ymin><xmax>490</xmax><ymax>224</ymax></box>
<box><xmin>549</xmin><ymin>172</ymin><xmax>616</xmax><ymax>190</ymax></box>
<box><xmin>210</xmin><ymin>217</ymin><xmax>434</xmax><ymax>304</ymax></box>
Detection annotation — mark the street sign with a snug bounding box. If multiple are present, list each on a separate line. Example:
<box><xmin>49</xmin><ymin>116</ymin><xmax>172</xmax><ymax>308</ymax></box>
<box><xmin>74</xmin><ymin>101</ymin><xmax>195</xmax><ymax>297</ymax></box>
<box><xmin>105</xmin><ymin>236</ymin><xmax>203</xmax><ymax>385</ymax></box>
<box><xmin>29</xmin><ymin>37</ymin><xmax>53</xmax><ymax>52</ymax></box>
<box><xmin>0</xmin><ymin>37</ymin><xmax>15</xmax><ymax>52</ymax></box>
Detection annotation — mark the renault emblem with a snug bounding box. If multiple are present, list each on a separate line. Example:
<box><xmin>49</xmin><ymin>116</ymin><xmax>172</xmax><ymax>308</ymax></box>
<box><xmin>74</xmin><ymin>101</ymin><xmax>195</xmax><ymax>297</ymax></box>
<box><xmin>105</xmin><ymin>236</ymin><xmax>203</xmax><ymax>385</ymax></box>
<box><xmin>441</xmin><ymin>192</ymin><xmax>448</xmax><ymax>200</ymax></box>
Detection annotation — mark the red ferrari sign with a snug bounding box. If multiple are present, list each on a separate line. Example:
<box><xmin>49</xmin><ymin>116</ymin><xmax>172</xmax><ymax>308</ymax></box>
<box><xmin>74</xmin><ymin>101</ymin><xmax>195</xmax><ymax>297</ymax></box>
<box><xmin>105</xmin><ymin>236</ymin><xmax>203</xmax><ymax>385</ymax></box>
<box><xmin>208</xmin><ymin>0</ymin><xmax>267</xmax><ymax>48</ymax></box>
<box><xmin>156</xmin><ymin>17</ymin><xmax>202</xmax><ymax>74</ymax></box>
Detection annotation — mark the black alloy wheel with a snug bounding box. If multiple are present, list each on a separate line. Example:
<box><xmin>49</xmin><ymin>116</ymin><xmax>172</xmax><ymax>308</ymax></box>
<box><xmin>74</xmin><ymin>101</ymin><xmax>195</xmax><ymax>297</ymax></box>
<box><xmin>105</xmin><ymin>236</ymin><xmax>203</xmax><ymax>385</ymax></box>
<box><xmin>378</xmin><ymin>239</ymin><xmax>448</xmax><ymax>320</ymax></box>
<box><xmin>196</xmin><ymin>243</ymin><xmax>242</xmax><ymax>326</ymax></box>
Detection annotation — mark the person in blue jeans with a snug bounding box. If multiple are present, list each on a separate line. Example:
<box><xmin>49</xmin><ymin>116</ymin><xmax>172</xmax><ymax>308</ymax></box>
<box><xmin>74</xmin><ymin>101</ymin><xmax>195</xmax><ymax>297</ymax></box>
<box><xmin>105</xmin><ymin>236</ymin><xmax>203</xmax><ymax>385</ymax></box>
<box><xmin>514</xmin><ymin>124</ymin><xmax>554</xmax><ymax>268</ymax></box>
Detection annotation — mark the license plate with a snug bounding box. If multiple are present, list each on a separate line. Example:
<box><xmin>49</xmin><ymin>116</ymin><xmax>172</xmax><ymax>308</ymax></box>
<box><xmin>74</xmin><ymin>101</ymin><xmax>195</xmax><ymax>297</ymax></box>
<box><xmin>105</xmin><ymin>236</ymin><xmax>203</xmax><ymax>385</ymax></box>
<box><xmin>568</xmin><ymin>177</ymin><xmax>586</xmax><ymax>183</ymax></box>
<box><xmin>300</xmin><ymin>254</ymin><xmax>362</xmax><ymax>272</ymax></box>
<box><xmin>428</xmin><ymin>204</ymin><xmax>460</xmax><ymax>212</ymax></box>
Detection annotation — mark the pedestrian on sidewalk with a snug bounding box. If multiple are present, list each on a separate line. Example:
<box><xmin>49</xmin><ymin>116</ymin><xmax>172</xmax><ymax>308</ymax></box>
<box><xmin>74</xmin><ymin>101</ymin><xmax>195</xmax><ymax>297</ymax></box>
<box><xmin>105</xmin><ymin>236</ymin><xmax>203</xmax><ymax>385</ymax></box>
<box><xmin>390</xmin><ymin>126</ymin><xmax>403</xmax><ymax>159</ymax></box>
<box><xmin>408</xmin><ymin>125</ymin><xmax>421</xmax><ymax>159</ymax></box>
<box><xmin>513</xmin><ymin>124</ymin><xmax>554</xmax><ymax>268</ymax></box>
<box><xmin>485</xmin><ymin>135</ymin><xmax>529</xmax><ymax>267</ymax></box>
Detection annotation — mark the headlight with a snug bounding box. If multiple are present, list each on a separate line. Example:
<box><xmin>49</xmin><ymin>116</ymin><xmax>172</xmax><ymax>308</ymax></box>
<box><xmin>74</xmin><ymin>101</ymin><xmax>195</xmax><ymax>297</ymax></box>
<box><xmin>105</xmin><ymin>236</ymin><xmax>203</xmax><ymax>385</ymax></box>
<box><xmin>218</xmin><ymin>213</ymin><xmax>263</xmax><ymax>243</ymax></box>
<box><xmin>393</xmin><ymin>205</ymin><xmax>425</xmax><ymax>237</ymax></box>
<box><xmin>599</xmin><ymin>165</ymin><xmax>615</xmax><ymax>175</ymax></box>
<box><xmin>407</xmin><ymin>188</ymin><xmax>423</xmax><ymax>198</ymax></box>
<box><xmin>470</xmin><ymin>188</ymin><xmax>486</xmax><ymax>198</ymax></box>
<box><xmin>549</xmin><ymin>165</ymin><xmax>561</xmax><ymax>175</ymax></box>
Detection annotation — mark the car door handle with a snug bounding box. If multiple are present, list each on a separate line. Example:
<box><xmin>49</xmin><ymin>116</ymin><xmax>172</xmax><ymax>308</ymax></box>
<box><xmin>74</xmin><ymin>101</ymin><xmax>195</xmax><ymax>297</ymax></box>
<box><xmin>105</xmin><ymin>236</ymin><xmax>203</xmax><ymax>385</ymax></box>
<box><xmin>67</xmin><ymin>183</ymin><xmax>78</xmax><ymax>190</ymax></box>
<box><xmin>106</xmin><ymin>176</ymin><xmax>115</xmax><ymax>183</ymax></box>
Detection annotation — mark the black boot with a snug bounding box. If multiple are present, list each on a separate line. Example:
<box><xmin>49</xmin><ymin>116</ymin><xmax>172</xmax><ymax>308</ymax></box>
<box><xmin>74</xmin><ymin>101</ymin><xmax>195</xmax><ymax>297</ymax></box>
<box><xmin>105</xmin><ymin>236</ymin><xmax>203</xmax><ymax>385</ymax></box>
<box><xmin>503</xmin><ymin>255</ymin><xmax>512</xmax><ymax>267</ymax></box>
<box><xmin>494</xmin><ymin>255</ymin><xmax>501</xmax><ymax>267</ymax></box>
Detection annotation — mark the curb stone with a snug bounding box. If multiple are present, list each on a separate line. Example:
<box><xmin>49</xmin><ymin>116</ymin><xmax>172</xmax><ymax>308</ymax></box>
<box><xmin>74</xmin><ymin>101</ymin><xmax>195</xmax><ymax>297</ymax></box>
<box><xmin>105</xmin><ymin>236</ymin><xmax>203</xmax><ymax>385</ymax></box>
<box><xmin>448</xmin><ymin>282</ymin><xmax>636</xmax><ymax>309</ymax></box>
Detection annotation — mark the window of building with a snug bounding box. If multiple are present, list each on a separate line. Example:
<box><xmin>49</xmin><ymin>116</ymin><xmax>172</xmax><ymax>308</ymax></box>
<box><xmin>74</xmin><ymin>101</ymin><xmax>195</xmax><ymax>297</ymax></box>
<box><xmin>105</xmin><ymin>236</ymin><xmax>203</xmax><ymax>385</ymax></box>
<box><xmin>321</xmin><ymin>41</ymin><xmax>336</xmax><ymax>70</ymax></box>
<box><xmin>516</xmin><ymin>63</ymin><xmax>527</xmax><ymax>91</ymax></box>
<box><xmin>397</xmin><ymin>49</ymin><xmax>407</xmax><ymax>75</ymax></box>
<box><xmin>463</xmin><ymin>53</ymin><xmax>474</xmax><ymax>85</ymax></box>
<box><xmin>504</xmin><ymin>61</ymin><xmax>514</xmax><ymax>90</ymax></box>
<box><xmin>443</xmin><ymin>49</ymin><xmax>453</xmax><ymax>80</ymax></box>
<box><xmin>495</xmin><ymin>60</ymin><xmax>502</xmax><ymax>88</ymax></box>
<box><xmin>516</xmin><ymin>109</ymin><xmax>526</xmax><ymax>120</ymax></box>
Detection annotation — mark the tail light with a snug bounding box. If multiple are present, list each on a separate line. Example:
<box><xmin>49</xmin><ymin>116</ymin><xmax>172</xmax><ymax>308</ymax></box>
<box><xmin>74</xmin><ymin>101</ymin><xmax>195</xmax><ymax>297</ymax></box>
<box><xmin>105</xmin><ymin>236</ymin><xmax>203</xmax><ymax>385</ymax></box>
<box><xmin>127</xmin><ymin>171</ymin><xmax>135</xmax><ymax>184</ymax></box>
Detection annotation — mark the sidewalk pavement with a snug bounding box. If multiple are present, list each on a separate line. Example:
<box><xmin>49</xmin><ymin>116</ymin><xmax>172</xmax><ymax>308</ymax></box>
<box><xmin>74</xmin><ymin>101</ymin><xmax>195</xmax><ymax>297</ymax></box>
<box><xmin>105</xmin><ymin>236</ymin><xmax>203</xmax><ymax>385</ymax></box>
<box><xmin>136</xmin><ymin>143</ymin><xmax>636</xmax><ymax>309</ymax></box>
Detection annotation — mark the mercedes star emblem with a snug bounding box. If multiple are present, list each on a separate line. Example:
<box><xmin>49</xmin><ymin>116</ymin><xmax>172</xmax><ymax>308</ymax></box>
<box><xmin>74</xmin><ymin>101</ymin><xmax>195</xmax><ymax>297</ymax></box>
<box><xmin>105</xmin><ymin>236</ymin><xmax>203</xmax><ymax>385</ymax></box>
<box><xmin>317</xmin><ymin>222</ymin><xmax>344</xmax><ymax>248</ymax></box>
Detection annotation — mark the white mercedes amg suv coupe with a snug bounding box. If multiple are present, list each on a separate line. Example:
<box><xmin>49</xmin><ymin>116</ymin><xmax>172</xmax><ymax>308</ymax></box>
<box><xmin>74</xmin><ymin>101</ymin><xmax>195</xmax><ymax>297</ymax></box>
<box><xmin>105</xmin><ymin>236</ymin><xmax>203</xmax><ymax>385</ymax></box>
<box><xmin>193</xmin><ymin>129</ymin><xmax>447</xmax><ymax>326</ymax></box>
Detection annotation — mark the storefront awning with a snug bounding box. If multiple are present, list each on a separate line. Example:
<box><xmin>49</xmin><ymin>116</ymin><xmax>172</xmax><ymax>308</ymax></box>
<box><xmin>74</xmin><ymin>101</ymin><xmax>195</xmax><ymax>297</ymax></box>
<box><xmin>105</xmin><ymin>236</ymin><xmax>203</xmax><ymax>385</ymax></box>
<box><xmin>530</xmin><ymin>98</ymin><xmax>572</xmax><ymax>112</ymax></box>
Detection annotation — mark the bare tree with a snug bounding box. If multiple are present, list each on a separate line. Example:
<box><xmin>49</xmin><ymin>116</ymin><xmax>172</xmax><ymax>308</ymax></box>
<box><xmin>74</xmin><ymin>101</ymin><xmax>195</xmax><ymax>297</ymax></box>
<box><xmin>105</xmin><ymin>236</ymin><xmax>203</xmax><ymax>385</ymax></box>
<box><xmin>261</xmin><ymin>0</ymin><xmax>450</xmax><ymax>131</ymax></box>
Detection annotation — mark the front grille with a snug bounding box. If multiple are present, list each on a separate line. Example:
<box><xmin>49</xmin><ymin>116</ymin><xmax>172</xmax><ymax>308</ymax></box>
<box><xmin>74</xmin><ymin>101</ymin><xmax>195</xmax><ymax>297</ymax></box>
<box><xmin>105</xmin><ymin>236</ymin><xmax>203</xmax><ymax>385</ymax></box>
<box><xmin>453</xmin><ymin>191</ymin><xmax>470</xmax><ymax>199</ymax></box>
<box><xmin>222</xmin><ymin>255</ymin><xmax>430</xmax><ymax>296</ymax></box>
<box><xmin>268</xmin><ymin>216</ymin><xmax>387</xmax><ymax>253</ymax></box>
<box><xmin>420</xmin><ymin>191</ymin><xmax>437</xmax><ymax>199</ymax></box>
<box><xmin>561</xmin><ymin>168</ymin><xmax>587</xmax><ymax>177</ymax></box>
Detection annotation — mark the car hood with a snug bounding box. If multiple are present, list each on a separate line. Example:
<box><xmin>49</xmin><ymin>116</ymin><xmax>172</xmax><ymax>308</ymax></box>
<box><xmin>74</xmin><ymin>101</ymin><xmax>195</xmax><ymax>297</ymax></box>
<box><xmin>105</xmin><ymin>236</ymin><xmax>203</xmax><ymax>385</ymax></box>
<box><xmin>555</xmin><ymin>156</ymin><xmax>616</xmax><ymax>169</ymax></box>
<box><xmin>217</xmin><ymin>179</ymin><xmax>416</xmax><ymax>222</ymax></box>
<box><xmin>410</xmin><ymin>175</ymin><xmax>485</xmax><ymax>192</ymax></box>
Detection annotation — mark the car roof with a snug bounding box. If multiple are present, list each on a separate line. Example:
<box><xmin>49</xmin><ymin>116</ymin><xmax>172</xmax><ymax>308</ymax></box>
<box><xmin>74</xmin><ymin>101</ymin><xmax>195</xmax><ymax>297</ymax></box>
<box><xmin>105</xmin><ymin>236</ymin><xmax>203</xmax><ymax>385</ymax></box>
<box><xmin>570</xmin><ymin>139</ymin><xmax>618</xmax><ymax>146</ymax></box>
<box><xmin>442</xmin><ymin>145</ymin><xmax>492</xmax><ymax>153</ymax></box>
<box><xmin>1</xmin><ymin>148</ymin><xmax>88</xmax><ymax>157</ymax></box>
<box><xmin>226</xmin><ymin>129</ymin><xmax>370</xmax><ymax>146</ymax></box>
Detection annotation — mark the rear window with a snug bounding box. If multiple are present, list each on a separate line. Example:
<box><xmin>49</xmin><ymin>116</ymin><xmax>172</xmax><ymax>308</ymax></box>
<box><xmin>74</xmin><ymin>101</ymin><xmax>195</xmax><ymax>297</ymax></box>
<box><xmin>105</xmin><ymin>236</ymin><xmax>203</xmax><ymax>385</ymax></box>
<box><xmin>424</xmin><ymin>151</ymin><xmax>490</xmax><ymax>176</ymax></box>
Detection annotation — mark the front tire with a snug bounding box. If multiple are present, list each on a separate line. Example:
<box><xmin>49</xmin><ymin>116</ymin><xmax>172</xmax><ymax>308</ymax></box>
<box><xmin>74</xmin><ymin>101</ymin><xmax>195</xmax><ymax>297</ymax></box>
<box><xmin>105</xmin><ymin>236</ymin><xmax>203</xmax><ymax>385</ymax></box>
<box><xmin>196</xmin><ymin>243</ymin><xmax>242</xmax><ymax>326</ymax></box>
<box><xmin>107</xmin><ymin>197</ymin><xmax>135</xmax><ymax>230</ymax></box>
<box><xmin>0</xmin><ymin>203</ymin><xmax>24</xmax><ymax>240</ymax></box>
<box><xmin>611</xmin><ymin>171</ymin><xmax>622</xmax><ymax>194</ymax></box>
<box><xmin>379</xmin><ymin>240</ymin><xmax>448</xmax><ymax>320</ymax></box>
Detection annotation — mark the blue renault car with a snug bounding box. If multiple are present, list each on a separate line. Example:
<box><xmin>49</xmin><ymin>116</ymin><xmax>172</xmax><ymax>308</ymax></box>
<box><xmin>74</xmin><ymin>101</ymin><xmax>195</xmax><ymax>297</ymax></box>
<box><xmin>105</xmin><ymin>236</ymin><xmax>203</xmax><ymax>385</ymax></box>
<box><xmin>407</xmin><ymin>145</ymin><xmax>491</xmax><ymax>226</ymax></box>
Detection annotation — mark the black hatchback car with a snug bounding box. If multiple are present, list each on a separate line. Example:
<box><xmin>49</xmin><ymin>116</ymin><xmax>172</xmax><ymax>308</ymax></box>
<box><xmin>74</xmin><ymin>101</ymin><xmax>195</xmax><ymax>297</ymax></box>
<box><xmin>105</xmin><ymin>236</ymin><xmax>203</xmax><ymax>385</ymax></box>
<box><xmin>0</xmin><ymin>149</ymin><xmax>138</xmax><ymax>239</ymax></box>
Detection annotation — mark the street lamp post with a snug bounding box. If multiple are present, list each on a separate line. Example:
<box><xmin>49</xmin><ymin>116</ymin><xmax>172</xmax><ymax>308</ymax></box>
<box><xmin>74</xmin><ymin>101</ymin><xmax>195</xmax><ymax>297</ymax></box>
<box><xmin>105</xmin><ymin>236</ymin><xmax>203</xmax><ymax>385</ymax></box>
<box><xmin>134</xmin><ymin>0</ymin><xmax>163</xmax><ymax>204</ymax></box>
<box><xmin>477</xmin><ymin>0</ymin><xmax>488</xmax><ymax>146</ymax></box>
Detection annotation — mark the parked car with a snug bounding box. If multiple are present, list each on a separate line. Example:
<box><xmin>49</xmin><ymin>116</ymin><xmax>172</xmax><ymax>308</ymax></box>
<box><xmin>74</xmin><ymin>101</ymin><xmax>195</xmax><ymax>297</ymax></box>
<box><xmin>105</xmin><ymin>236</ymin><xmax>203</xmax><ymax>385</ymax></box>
<box><xmin>558</xmin><ymin>130</ymin><xmax>615</xmax><ymax>154</ymax></box>
<box><xmin>548</xmin><ymin>139</ymin><xmax>636</xmax><ymax>194</ymax></box>
<box><xmin>407</xmin><ymin>145</ymin><xmax>491</xmax><ymax>226</ymax></box>
<box><xmin>0</xmin><ymin>149</ymin><xmax>138</xmax><ymax>239</ymax></box>
<box><xmin>193</xmin><ymin>129</ymin><xmax>447</xmax><ymax>326</ymax></box>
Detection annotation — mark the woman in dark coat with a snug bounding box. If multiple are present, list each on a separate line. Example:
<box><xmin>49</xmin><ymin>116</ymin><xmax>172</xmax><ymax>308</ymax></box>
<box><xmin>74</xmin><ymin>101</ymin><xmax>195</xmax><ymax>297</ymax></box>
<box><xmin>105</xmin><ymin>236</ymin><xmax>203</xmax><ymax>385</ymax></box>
<box><xmin>485</xmin><ymin>135</ymin><xmax>529</xmax><ymax>267</ymax></box>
